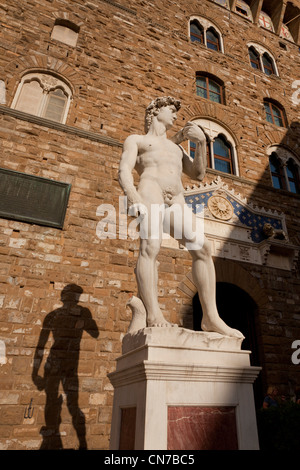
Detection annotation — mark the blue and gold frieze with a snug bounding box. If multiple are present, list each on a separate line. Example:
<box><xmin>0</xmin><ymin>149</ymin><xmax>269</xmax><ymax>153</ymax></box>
<box><xmin>185</xmin><ymin>190</ymin><xmax>284</xmax><ymax>243</ymax></box>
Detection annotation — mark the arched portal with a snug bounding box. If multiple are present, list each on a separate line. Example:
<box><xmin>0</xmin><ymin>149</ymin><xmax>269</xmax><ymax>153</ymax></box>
<box><xmin>179</xmin><ymin>259</ymin><xmax>267</xmax><ymax>406</ymax></box>
<box><xmin>193</xmin><ymin>283</ymin><xmax>258</xmax><ymax>362</ymax></box>
<box><xmin>192</xmin><ymin>282</ymin><xmax>263</xmax><ymax>407</ymax></box>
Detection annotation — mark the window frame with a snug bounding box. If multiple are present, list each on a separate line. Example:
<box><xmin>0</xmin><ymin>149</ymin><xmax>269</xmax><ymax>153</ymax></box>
<box><xmin>51</xmin><ymin>19</ymin><xmax>80</xmax><ymax>47</ymax></box>
<box><xmin>264</xmin><ymin>101</ymin><xmax>286</xmax><ymax>128</ymax></box>
<box><xmin>189</xmin><ymin>128</ymin><xmax>236</xmax><ymax>176</ymax></box>
<box><xmin>213</xmin><ymin>135</ymin><xmax>234</xmax><ymax>174</ymax></box>
<box><xmin>269</xmin><ymin>153</ymin><xmax>286</xmax><ymax>190</ymax></box>
<box><xmin>249</xmin><ymin>47</ymin><xmax>261</xmax><ymax>70</ymax></box>
<box><xmin>267</xmin><ymin>147</ymin><xmax>300</xmax><ymax>194</ymax></box>
<box><xmin>189</xmin><ymin>17</ymin><xmax>224</xmax><ymax>53</ymax></box>
<box><xmin>42</xmin><ymin>87</ymin><xmax>69</xmax><ymax>122</ymax></box>
<box><xmin>262</xmin><ymin>53</ymin><xmax>275</xmax><ymax>76</ymax></box>
<box><xmin>11</xmin><ymin>72</ymin><xmax>72</xmax><ymax>124</ymax></box>
<box><xmin>196</xmin><ymin>75</ymin><xmax>224</xmax><ymax>104</ymax></box>
<box><xmin>236</xmin><ymin>5</ymin><xmax>248</xmax><ymax>17</ymax></box>
<box><xmin>190</xmin><ymin>20</ymin><xmax>204</xmax><ymax>44</ymax></box>
<box><xmin>248</xmin><ymin>44</ymin><xmax>278</xmax><ymax>76</ymax></box>
<box><xmin>206</xmin><ymin>27</ymin><xmax>221</xmax><ymax>51</ymax></box>
<box><xmin>286</xmin><ymin>159</ymin><xmax>300</xmax><ymax>194</ymax></box>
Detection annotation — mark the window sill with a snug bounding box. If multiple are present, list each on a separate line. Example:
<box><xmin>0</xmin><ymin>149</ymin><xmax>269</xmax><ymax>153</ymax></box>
<box><xmin>251</xmin><ymin>68</ymin><xmax>281</xmax><ymax>81</ymax></box>
<box><xmin>0</xmin><ymin>105</ymin><xmax>122</xmax><ymax>147</ymax></box>
<box><xmin>263</xmin><ymin>121</ymin><xmax>288</xmax><ymax>132</ymax></box>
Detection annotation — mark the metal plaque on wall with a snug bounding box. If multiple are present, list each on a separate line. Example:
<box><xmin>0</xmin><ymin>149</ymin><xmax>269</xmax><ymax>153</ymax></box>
<box><xmin>0</xmin><ymin>168</ymin><xmax>71</xmax><ymax>229</ymax></box>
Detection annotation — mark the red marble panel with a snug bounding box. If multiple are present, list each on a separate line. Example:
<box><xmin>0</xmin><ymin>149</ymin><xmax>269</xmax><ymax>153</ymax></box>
<box><xmin>167</xmin><ymin>406</ymin><xmax>238</xmax><ymax>450</ymax></box>
<box><xmin>119</xmin><ymin>407</ymin><xmax>136</xmax><ymax>450</ymax></box>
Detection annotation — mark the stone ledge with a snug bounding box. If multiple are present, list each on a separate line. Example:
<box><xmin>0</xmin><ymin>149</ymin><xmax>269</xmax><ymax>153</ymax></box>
<box><xmin>100</xmin><ymin>0</ymin><xmax>137</xmax><ymax>15</ymax></box>
<box><xmin>0</xmin><ymin>105</ymin><xmax>122</xmax><ymax>147</ymax></box>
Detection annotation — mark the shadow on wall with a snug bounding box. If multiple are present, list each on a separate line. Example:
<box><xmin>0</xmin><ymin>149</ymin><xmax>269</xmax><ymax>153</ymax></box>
<box><xmin>32</xmin><ymin>284</ymin><xmax>99</xmax><ymax>450</ymax></box>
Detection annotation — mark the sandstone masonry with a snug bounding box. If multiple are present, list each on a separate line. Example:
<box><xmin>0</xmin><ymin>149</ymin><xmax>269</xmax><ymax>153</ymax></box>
<box><xmin>0</xmin><ymin>0</ymin><xmax>299</xmax><ymax>450</ymax></box>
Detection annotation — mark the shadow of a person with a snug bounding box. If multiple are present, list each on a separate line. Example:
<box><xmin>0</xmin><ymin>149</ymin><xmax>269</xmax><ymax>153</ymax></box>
<box><xmin>32</xmin><ymin>284</ymin><xmax>99</xmax><ymax>450</ymax></box>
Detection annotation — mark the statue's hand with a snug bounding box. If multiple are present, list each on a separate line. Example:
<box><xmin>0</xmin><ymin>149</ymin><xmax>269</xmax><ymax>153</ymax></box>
<box><xmin>128</xmin><ymin>202</ymin><xmax>148</xmax><ymax>219</ymax></box>
<box><xmin>182</xmin><ymin>122</ymin><xmax>206</xmax><ymax>143</ymax></box>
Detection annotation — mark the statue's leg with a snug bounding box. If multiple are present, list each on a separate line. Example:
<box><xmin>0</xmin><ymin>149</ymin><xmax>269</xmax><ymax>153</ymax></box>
<box><xmin>135</xmin><ymin>201</ymin><xmax>171</xmax><ymax>327</ymax></box>
<box><xmin>169</xmin><ymin>202</ymin><xmax>244</xmax><ymax>338</ymax></box>
<box><xmin>136</xmin><ymin>237</ymin><xmax>170</xmax><ymax>327</ymax></box>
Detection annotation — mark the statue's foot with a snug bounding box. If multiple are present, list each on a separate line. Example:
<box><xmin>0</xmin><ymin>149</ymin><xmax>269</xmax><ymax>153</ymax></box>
<box><xmin>201</xmin><ymin>317</ymin><xmax>244</xmax><ymax>339</ymax></box>
<box><xmin>147</xmin><ymin>312</ymin><xmax>177</xmax><ymax>328</ymax></box>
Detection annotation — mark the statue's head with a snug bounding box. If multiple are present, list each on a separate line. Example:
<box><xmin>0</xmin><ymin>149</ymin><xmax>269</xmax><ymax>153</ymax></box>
<box><xmin>145</xmin><ymin>96</ymin><xmax>181</xmax><ymax>132</ymax></box>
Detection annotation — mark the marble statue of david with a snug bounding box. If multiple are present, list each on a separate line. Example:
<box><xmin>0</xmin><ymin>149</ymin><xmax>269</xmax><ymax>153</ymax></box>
<box><xmin>119</xmin><ymin>96</ymin><xmax>243</xmax><ymax>338</ymax></box>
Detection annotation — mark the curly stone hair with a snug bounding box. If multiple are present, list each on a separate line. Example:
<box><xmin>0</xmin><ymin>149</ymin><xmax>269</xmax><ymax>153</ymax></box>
<box><xmin>144</xmin><ymin>96</ymin><xmax>181</xmax><ymax>132</ymax></box>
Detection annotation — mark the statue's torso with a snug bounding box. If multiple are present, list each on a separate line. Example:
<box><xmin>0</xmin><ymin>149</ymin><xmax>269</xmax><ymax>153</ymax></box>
<box><xmin>135</xmin><ymin>135</ymin><xmax>185</xmax><ymax>204</ymax></box>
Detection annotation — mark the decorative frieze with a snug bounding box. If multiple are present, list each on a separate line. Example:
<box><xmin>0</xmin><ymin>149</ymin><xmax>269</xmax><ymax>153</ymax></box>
<box><xmin>181</xmin><ymin>177</ymin><xmax>298</xmax><ymax>270</ymax></box>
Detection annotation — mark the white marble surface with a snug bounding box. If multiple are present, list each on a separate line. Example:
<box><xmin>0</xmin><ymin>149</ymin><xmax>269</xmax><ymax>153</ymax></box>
<box><xmin>109</xmin><ymin>326</ymin><xmax>261</xmax><ymax>450</ymax></box>
<box><xmin>122</xmin><ymin>326</ymin><xmax>244</xmax><ymax>355</ymax></box>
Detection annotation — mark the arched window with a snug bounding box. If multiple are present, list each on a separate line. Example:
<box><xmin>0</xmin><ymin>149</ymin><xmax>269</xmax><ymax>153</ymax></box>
<box><xmin>51</xmin><ymin>19</ymin><xmax>80</xmax><ymax>47</ymax></box>
<box><xmin>189</xmin><ymin>18</ymin><xmax>223</xmax><ymax>53</ymax></box>
<box><xmin>189</xmin><ymin>120</ymin><xmax>237</xmax><ymax>176</ymax></box>
<box><xmin>248</xmin><ymin>44</ymin><xmax>278</xmax><ymax>76</ymax></box>
<box><xmin>249</xmin><ymin>47</ymin><xmax>261</xmax><ymax>70</ymax></box>
<box><xmin>196</xmin><ymin>75</ymin><xmax>224</xmax><ymax>104</ymax></box>
<box><xmin>269</xmin><ymin>153</ymin><xmax>286</xmax><ymax>189</ymax></box>
<box><xmin>206</xmin><ymin>27</ymin><xmax>220</xmax><ymax>51</ymax></box>
<box><xmin>267</xmin><ymin>146</ymin><xmax>300</xmax><ymax>193</ymax></box>
<box><xmin>264</xmin><ymin>100</ymin><xmax>286</xmax><ymax>127</ymax></box>
<box><xmin>262</xmin><ymin>53</ymin><xmax>275</xmax><ymax>75</ymax></box>
<box><xmin>286</xmin><ymin>159</ymin><xmax>300</xmax><ymax>194</ymax></box>
<box><xmin>190</xmin><ymin>20</ymin><xmax>204</xmax><ymax>44</ymax></box>
<box><xmin>11</xmin><ymin>72</ymin><xmax>72</xmax><ymax>124</ymax></box>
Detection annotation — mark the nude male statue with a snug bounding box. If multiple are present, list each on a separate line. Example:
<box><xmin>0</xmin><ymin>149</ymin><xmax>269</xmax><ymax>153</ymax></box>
<box><xmin>119</xmin><ymin>96</ymin><xmax>243</xmax><ymax>338</ymax></box>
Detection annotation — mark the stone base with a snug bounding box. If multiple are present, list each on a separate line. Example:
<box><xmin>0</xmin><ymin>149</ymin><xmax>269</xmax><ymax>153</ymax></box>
<box><xmin>108</xmin><ymin>327</ymin><xmax>261</xmax><ymax>450</ymax></box>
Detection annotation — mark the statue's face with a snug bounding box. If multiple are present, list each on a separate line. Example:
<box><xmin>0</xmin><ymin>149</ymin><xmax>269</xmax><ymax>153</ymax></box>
<box><xmin>156</xmin><ymin>105</ymin><xmax>177</xmax><ymax>129</ymax></box>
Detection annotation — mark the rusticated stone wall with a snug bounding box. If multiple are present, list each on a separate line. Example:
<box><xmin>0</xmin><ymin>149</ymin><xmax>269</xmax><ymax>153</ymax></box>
<box><xmin>0</xmin><ymin>0</ymin><xmax>299</xmax><ymax>449</ymax></box>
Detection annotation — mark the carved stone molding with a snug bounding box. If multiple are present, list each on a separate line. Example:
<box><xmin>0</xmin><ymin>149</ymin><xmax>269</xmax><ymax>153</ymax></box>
<box><xmin>170</xmin><ymin>176</ymin><xmax>299</xmax><ymax>271</ymax></box>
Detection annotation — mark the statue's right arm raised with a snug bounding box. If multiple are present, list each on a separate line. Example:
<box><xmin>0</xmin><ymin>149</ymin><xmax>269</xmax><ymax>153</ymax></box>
<box><xmin>171</xmin><ymin>121</ymin><xmax>207</xmax><ymax>181</ymax></box>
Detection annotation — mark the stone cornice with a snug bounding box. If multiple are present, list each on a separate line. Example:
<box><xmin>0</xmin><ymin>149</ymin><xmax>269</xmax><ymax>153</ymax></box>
<box><xmin>108</xmin><ymin>361</ymin><xmax>262</xmax><ymax>387</ymax></box>
<box><xmin>99</xmin><ymin>0</ymin><xmax>137</xmax><ymax>16</ymax></box>
<box><xmin>0</xmin><ymin>105</ymin><xmax>122</xmax><ymax>148</ymax></box>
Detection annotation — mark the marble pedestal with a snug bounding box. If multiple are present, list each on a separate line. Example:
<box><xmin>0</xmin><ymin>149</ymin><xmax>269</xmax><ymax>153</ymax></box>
<box><xmin>108</xmin><ymin>327</ymin><xmax>261</xmax><ymax>450</ymax></box>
